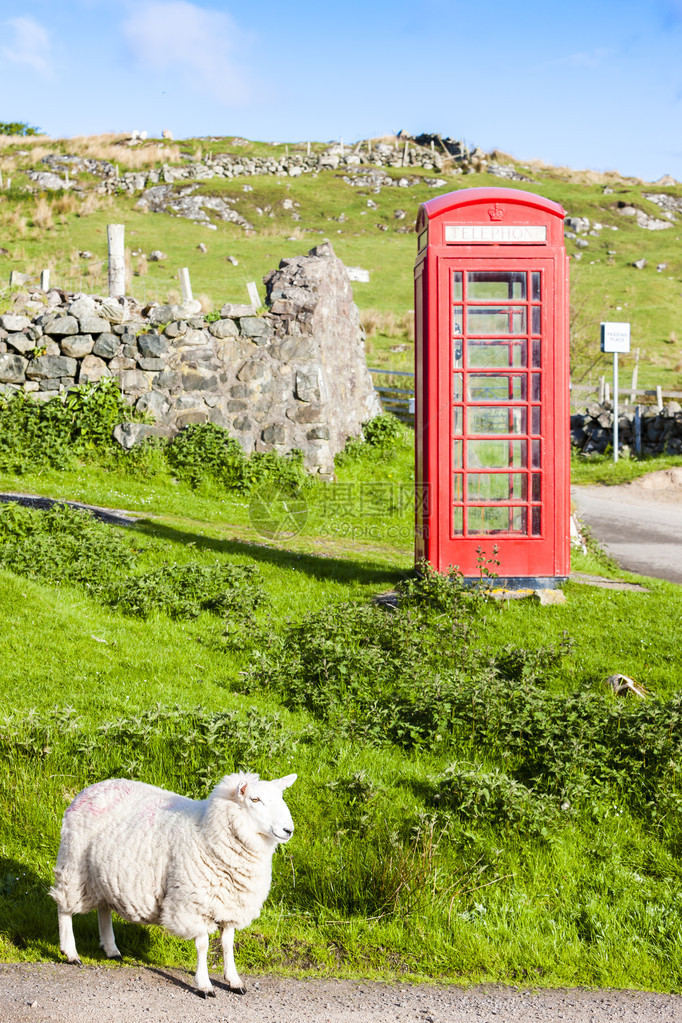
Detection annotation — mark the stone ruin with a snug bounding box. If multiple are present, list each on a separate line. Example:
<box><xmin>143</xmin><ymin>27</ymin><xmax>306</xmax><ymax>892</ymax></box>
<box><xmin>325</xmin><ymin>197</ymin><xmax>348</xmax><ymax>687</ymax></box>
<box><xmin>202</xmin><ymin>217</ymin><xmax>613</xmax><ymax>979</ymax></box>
<box><xmin>0</xmin><ymin>243</ymin><xmax>382</xmax><ymax>479</ymax></box>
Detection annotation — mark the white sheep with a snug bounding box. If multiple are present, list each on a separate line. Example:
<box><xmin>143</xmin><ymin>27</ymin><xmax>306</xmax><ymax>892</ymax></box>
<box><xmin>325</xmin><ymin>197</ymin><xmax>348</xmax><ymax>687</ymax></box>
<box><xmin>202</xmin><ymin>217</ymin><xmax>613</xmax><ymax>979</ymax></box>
<box><xmin>50</xmin><ymin>771</ymin><xmax>296</xmax><ymax>997</ymax></box>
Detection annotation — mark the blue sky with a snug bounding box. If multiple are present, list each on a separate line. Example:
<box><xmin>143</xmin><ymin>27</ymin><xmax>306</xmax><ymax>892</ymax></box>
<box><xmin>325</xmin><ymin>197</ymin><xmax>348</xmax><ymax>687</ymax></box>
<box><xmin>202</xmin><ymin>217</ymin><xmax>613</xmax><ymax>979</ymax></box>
<box><xmin>1</xmin><ymin>0</ymin><xmax>681</xmax><ymax>181</ymax></box>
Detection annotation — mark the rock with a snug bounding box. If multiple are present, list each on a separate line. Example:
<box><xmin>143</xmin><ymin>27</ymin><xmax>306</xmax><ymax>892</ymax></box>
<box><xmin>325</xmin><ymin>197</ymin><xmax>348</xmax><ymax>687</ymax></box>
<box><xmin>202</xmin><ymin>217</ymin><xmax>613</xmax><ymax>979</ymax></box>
<box><xmin>113</xmin><ymin>422</ymin><xmax>158</xmax><ymax>449</ymax></box>
<box><xmin>61</xmin><ymin>335</ymin><xmax>94</xmax><ymax>358</ymax></box>
<box><xmin>295</xmin><ymin>367</ymin><xmax>322</xmax><ymax>402</ymax></box>
<box><xmin>5</xmin><ymin>333</ymin><xmax>35</xmax><ymax>355</ymax></box>
<box><xmin>116</xmin><ymin>369</ymin><xmax>150</xmax><ymax>391</ymax></box>
<box><xmin>148</xmin><ymin>250</ymin><xmax>168</xmax><ymax>261</ymax></box>
<box><xmin>78</xmin><ymin>316</ymin><xmax>112</xmax><ymax>335</ymax></box>
<box><xmin>0</xmin><ymin>314</ymin><xmax>30</xmax><ymax>332</ymax></box>
<box><xmin>78</xmin><ymin>355</ymin><xmax>110</xmax><ymax>383</ymax></box>
<box><xmin>148</xmin><ymin>304</ymin><xmax>176</xmax><ymax>325</ymax></box>
<box><xmin>208</xmin><ymin>318</ymin><xmax>239</xmax><ymax>339</ymax></box>
<box><xmin>262</xmin><ymin>423</ymin><xmax>286</xmax><ymax>444</ymax></box>
<box><xmin>68</xmin><ymin>297</ymin><xmax>97</xmax><ymax>319</ymax></box>
<box><xmin>138</xmin><ymin>334</ymin><xmax>169</xmax><ymax>358</ymax></box>
<box><xmin>240</xmin><ymin>316</ymin><xmax>273</xmax><ymax>338</ymax></box>
<box><xmin>226</xmin><ymin>255</ymin><xmax>239</xmax><ymax>265</ymax></box>
<box><xmin>45</xmin><ymin>316</ymin><xmax>79</xmax><ymax>337</ymax></box>
<box><xmin>26</xmin><ymin>355</ymin><xmax>78</xmax><ymax>379</ymax></box>
<box><xmin>92</xmin><ymin>333</ymin><xmax>120</xmax><ymax>359</ymax></box>
<box><xmin>632</xmin><ymin>258</ymin><xmax>647</xmax><ymax>269</ymax></box>
<box><xmin>0</xmin><ymin>353</ymin><xmax>28</xmax><ymax>383</ymax></box>
<box><xmin>221</xmin><ymin>303</ymin><xmax>256</xmax><ymax>317</ymax></box>
<box><xmin>136</xmin><ymin>390</ymin><xmax>170</xmax><ymax>417</ymax></box>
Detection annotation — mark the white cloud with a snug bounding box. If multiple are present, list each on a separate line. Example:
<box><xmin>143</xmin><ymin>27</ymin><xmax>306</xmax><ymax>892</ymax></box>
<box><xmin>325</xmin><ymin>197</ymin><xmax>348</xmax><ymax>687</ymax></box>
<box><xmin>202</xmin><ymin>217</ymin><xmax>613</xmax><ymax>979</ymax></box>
<box><xmin>121</xmin><ymin>1</ymin><xmax>252</xmax><ymax>106</ymax></box>
<box><xmin>0</xmin><ymin>15</ymin><xmax>52</xmax><ymax>76</ymax></box>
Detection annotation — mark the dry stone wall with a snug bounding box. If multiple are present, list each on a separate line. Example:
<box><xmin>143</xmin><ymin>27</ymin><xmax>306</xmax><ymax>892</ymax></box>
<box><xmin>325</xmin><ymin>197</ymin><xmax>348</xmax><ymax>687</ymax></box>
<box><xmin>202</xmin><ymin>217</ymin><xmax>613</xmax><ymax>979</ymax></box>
<box><xmin>0</xmin><ymin>243</ymin><xmax>381</xmax><ymax>479</ymax></box>
<box><xmin>571</xmin><ymin>400</ymin><xmax>682</xmax><ymax>456</ymax></box>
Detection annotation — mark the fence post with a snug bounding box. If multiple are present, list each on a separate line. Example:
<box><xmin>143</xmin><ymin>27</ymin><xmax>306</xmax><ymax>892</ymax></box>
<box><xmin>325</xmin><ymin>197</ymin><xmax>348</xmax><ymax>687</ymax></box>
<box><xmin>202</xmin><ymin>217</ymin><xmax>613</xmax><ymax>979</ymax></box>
<box><xmin>246</xmin><ymin>281</ymin><xmax>261</xmax><ymax>308</ymax></box>
<box><xmin>40</xmin><ymin>269</ymin><xmax>50</xmax><ymax>291</ymax></box>
<box><xmin>598</xmin><ymin>375</ymin><xmax>606</xmax><ymax>403</ymax></box>
<box><xmin>656</xmin><ymin>385</ymin><xmax>663</xmax><ymax>412</ymax></box>
<box><xmin>634</xmin><ymin>405</ymin><xmax>642</xmax><ymax>455</ymax></box>
<box><xmin>178</xmin><ymin>267</ymin><xmax>193</xmax><ymax>303</ymax></box>
<box><xmin>630</xmin><ymin>347</ymin><xmax>639</xmax><ymax>403</ymax></box>
<box><xmin>107</xmin><ymin>223</ymin><xmax>126</xmax><ymax>297</ymax></box>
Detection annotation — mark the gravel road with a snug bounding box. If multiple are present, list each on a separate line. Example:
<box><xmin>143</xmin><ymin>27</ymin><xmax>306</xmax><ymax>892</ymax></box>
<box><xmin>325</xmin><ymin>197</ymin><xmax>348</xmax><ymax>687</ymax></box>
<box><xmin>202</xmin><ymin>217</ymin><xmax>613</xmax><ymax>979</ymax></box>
<box><xmin>572</xmin><ymin>468</ymin><xmax>682</xmax><ymax>584</ymax></box>
<box><xmin>1</xmin><ymin>965</ymin><xmax>681</xmax><ymax>1023</ymax></box>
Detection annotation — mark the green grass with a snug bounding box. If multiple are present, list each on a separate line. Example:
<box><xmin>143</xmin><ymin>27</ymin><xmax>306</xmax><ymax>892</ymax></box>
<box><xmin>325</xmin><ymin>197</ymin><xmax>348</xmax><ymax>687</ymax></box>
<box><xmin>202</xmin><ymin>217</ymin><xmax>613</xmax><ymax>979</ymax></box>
<box><xmin>2</xmin><ymin>436</ymin><xmax>682</xmax><ymax>990</ymax></box>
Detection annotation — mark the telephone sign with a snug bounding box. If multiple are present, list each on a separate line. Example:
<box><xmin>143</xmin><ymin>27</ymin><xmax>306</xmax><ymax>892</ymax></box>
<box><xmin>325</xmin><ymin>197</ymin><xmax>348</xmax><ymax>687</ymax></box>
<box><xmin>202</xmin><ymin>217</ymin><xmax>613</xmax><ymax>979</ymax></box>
<box><xmin>414</xmin><ymin>187</ymin><xmax>570</xmax><ymax>586</ymax></box>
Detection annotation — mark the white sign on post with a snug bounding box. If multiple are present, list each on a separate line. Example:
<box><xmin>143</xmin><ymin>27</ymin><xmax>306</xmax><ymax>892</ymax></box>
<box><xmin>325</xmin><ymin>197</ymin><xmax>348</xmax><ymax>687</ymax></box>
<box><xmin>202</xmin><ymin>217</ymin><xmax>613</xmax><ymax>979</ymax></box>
<box><xmin>600</xmin><ymin>321</ymin><xmax>630</xmax><ymax>463</ymax></box>
<box><xmin>601</xmin><ymin>321</ymin><xmax>631</xmax><ymax>354</ymax></box>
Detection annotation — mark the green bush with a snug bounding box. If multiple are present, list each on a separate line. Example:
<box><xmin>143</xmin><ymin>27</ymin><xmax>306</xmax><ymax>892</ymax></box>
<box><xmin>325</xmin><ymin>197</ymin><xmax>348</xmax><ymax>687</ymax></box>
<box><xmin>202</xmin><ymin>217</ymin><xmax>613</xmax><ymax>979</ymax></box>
<box><xmin>0</xmin><ymin>503</ymin><xmax>267</xmax><ymax>621</ymax></box>
<box><xmin>165</xmin><ymin>422</ymin><xmax>310</xmax><ymax>493</ymax></box>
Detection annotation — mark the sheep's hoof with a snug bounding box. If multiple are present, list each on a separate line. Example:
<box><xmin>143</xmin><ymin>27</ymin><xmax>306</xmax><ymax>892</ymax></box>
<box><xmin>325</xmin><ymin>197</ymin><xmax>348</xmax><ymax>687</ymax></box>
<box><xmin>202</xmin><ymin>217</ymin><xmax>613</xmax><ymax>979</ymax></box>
<box><xmin>200</xmin><ymin>989</ymin><xmax>216</xmax><ymax>999</ymax></box>
<box><xmin>108</xmin><ymin>954</ymin><xmax>123</xmax><ymax>962</ymax></box>
<box><xmin>231</xmin><ymin>986</ymin><xmax>247</xmax><ymax>996</ymax></box>
<box><xmin>67</xmin><ymin>957</ymin><xmax>82</xmax><ymax>966</ymax></box>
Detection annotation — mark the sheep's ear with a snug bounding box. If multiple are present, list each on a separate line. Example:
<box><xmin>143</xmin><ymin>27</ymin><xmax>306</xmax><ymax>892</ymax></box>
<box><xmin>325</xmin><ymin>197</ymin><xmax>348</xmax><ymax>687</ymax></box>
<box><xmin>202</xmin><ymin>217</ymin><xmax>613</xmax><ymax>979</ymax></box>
<box><xmin>273</xmin><ymin>774</ymin><xmax>297</xmax><ymax>791</ymax></box>
<box><xmin>214</xmin><ymin>772</ymin><xmax>258</xmax><ymax>803</ymax></box>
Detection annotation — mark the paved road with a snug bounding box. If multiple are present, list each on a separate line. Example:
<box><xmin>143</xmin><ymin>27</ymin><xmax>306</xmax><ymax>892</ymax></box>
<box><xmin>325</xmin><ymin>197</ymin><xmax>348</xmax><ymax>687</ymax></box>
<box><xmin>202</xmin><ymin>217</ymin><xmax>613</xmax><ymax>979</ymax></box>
<box><xmin>2</xmin><ymin>965</ymin><xmax>682</xmax><ymax>1023</ymax></box>
<box><xmin>572</xmin><ymin>470</ymin><xmax>682</xmax><ymax>584</ymax></box>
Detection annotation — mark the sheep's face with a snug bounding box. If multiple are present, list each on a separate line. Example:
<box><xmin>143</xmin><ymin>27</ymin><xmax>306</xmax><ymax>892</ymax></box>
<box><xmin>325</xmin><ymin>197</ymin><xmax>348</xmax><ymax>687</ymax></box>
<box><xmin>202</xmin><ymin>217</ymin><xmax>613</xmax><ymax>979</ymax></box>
<box><xmin>237</xmin><ymin>774</ymin><xmax>296</xmax><ymax>845</ymax></box>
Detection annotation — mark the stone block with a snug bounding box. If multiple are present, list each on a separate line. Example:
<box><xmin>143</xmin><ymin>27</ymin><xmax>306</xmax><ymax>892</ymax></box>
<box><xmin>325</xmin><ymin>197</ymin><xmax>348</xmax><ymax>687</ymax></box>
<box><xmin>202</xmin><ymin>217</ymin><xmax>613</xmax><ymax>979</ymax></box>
<box><xmin>0</xmin><ymin>353</ymin><xmax>28</xmax><ymax>384</ymax></box>
<box><xmin>274</xmin><ymin>337</ymin><xmax>317</xmax><ymax>362</ymax></box>
<box><xmin>208</xmin><ymin>318</ymin><xmax>239</xmax><ymax>339</ymax></box>
<box><xmin>307</xmin><ymin>426</ymin><xmax>330</xmax><ymax>440</ymax></box>
<box><xmin>26</xmin><ymin>354</ymin><xmax>78</xmax><ymax>379</ymax></box>
<box><xmin>136</xmin><ymin>390</ymin><xmax>170</xmax><ymax>417</ymax></box>
<box><xmin>39</xmin><ymin>377</ymin><xmax>61</xmax><ymax>390</ymax></box>
<box><xmin>138</xmin><ymin>357</ymin><xmax>166</xmax><ymax>371</ymax></box>
<box><xmin>155</xmin><ymin>368</ymin><xmax>182</xmax><ymax>389</ymax></box>
<box><xmin>165</xmin><ymin>321</ymin><xmax>187</xmax><ymax>338</ymax></box>
<box><xmin>287</xmin><ymin>403</ymin><xmax>326</xmax><ymax>424</ymax></box>
<box><xmin>68</xmin><ymin>297</ymin><xmax>97</xmax><ymax>319</ymax></box>
<box><xmin>78</xmin><ymin>355</ymin><xmax>110</xmax><ymax>383</ymax></box>
<box><xmin>240</xmin><ymin>316</ymin><xmax>273</xmax><ymax>338</ymax></box>
<box><xmin>175</xmin><ymin>410</ymin><xmax>209</xmax><ymax>428</ymax></box>
<box><xmin>138</xmin><ymin>333</ymin><xmax>169</xmax><ymax>358</ymax></box>
<box><xmin>5</xmin><ymin>333</ymin><xmax>35</xmax><ymax>355</ymax></box>
<box><xmin>78</xmin><ymin>316</ymin><xmax>111</xmax><ymax>335</ymax></box>
<box><xmin>237</xmin><ymin>359</ymin><xmax>272</xmax><ymax>383</ymax></box>
<box><xmin>92</xmin><ymin>333</ymin><xmax>120</xmax><ymax>359</ymax></box>
<box><xmin>262</xmin><ymin>424</ymin><xmax>286</xmax><ymax>444</ymax></box>
<box><xmin>61</xmin><ymin>335</ymin><xmax>94</xmax><ymax>358</ymax></box>
<box><xmin>148</xmin><ymin>304</ymin><xmax>175</xmax><ymax>325</ymax></box>
<box><xmin>117</xmin><ymin>369</ymin><xmax>150</xmax><ymax>392</ymax></box>
<box><xmin>220</xmin><ymin>302</ymin><xmax>256</xmax><ymax>317</ymax></box>
<box><xmin>0</xmin><ymin>314</ymin><xmax>30</xmax><ymax>332</ymax></box>
<box><xmin>180</xmin><ymin>365</ymin><xmax>219</xmax><ymax>390</ymax></box>
<box><xmin>45</xmin><ymin>316</ymin><xmax>79</xmax><ymax>337</ymax></box>
<box><xmin>233</xmin><ymin>414</ymin><xmax>255</xmax><ymax>431</ymax></box>
<box><xmin>295</xmin><ymin>367</ymin><xmax>321</xmax><ymax>402</ymax></box>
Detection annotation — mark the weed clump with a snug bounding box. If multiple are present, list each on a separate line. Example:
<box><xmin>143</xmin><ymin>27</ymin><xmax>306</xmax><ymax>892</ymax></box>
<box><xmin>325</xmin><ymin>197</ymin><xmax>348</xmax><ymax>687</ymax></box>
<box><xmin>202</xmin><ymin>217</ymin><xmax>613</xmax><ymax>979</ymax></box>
<box><xmin>0</xmin><ymin>502</ymin><xmax>266</xmax><ymax>621</ymax></box>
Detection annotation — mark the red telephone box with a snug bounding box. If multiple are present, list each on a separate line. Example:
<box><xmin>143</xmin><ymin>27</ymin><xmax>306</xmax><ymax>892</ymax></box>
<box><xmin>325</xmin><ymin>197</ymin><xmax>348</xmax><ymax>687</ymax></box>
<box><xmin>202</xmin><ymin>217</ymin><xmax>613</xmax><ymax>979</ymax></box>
<box><xmin>414</xmin><ymin>187</ymin><xmax>570</xmax><ymax>585</ymax></box>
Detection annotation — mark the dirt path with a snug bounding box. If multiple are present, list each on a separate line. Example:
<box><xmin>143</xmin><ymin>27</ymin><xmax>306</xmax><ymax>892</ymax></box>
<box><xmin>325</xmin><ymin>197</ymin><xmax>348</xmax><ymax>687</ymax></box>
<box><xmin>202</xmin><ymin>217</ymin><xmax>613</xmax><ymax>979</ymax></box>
<box><xmin>1</xmin><ymin>964</ymin><xmax>681</xmax><ymax>1023</ymax></box>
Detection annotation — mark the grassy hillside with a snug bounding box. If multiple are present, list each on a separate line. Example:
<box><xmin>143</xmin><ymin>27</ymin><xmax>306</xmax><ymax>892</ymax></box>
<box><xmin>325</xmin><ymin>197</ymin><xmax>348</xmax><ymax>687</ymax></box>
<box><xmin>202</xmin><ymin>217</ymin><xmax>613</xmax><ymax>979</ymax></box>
<box><xmin>1</xmin><ymin>133</ymin><xmax>681</xmax><ymax>389</ymax></box>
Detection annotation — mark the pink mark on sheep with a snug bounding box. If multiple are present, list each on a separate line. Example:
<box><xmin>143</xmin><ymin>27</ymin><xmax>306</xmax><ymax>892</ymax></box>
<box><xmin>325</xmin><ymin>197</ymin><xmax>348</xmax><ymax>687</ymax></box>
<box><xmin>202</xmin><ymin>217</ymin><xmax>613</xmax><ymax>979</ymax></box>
<box><xmin>65</xmin><ymin>779</ymin><xmax>134</xmax><ymax>817</ymax></box>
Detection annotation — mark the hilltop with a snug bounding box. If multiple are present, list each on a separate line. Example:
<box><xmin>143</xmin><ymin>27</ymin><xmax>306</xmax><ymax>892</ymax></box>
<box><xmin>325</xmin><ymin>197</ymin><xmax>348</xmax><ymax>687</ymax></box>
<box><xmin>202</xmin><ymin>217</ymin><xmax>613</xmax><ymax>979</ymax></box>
<box><xmin>0</xmin><ymin>131</ymin><xmax>681</xmax><ymax>390</ymax></box>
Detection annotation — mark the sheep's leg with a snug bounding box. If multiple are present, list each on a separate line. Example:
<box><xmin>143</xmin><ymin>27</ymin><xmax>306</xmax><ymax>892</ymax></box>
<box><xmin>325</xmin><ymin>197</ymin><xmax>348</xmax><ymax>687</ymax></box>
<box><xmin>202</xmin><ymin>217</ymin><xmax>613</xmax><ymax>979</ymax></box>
<box><xmin>58</xmin><ymin>909</ymin><xmax>80</xmax><ymax>964</ymax></box>
<box><xmin>194</xmin><ymin>933</ymin><xmax>215</xmax><ymax>998</ymax></box>
<box><xmin>220</xmin><ymin>925</ymin><xmax>245</xmax><ymax>993</ymax></box>
<box><xmin>97</xmin><ymin>908</ymin><xmax>122</xmax><ymax>960</ymax></box>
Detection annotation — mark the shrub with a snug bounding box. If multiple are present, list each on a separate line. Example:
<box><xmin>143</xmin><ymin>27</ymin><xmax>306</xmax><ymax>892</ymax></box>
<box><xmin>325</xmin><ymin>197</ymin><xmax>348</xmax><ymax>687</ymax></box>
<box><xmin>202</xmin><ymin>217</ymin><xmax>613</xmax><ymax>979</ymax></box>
<box><xmin>165</xmin><ymin>422</ymin><xmax>309</xmax><ymax>493</ymax></box>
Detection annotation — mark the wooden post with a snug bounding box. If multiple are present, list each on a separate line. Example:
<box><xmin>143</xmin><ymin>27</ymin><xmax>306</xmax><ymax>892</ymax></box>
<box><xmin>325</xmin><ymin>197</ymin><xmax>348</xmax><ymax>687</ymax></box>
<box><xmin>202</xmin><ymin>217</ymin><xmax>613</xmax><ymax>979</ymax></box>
<box><xmin>634</xmin><ymin>405</ymin><xmax>642</xmax><ymax>455</ymax></box>
<box><xmin>604</xmin><ymin>382</ymin><xmax>610</xmax><ymax>404</ymax></box>
<box><xmin>178</xmin><ymin>267</ymin><xmax>193</xmax><ymax>303</ymax></box>
<box><xmin>9</xmin><ymin>270</ymin><xmax>20</xmax><ymax>288</ymax></box>
<box><xmin>6</xmin><ymin>177</ymin><xmax>11</xmax><ymax>190</ymax></box>
<box><xmin>40</xmin><ymin>269</ymin><xmax>50</xmax><ymax>291</ymax></box>
<box><xmin>656</xmin><ymin>385</ymin><xmax>663</xmax><ymax>412</ymax></box>
<box><xmin>107</xmin><ymin>223</ymin><xmax>126</xmax><ymax>297</ymax></box>
<box><xmin>630</xmin><ymin>347</ymin><xmax>639</xmax><ymax>403</ymax></box>
<box><xmin>598</xmin><ymin>375</ymin><xmax>606</xmax><ymax>403</ymax></box>
<box><xmin>403</xmin><ymin>140</ymin><xmax>409</xmax><ymax>166</ymax></box>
